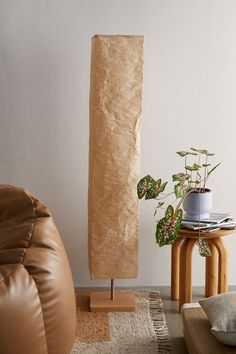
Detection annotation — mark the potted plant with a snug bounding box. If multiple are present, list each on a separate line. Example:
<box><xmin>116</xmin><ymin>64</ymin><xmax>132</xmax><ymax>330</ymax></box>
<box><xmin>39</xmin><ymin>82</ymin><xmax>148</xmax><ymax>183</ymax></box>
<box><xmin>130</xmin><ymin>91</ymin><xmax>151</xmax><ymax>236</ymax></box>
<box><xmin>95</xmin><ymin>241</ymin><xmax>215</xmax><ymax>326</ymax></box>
<box><xmin>137</xmin><ymin>148</ymin><xmax>220</xmax><ymax>256</ymax></box>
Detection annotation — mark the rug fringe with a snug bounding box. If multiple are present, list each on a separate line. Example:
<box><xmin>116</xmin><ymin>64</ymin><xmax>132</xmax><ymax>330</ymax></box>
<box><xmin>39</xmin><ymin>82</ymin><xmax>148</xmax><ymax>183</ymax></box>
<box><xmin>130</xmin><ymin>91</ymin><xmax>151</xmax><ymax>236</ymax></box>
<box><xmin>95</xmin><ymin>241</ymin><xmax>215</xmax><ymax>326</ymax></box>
<box><xmin>147</xmin><ymin>291</ymin><xmax>172</xmax><ymax>353</ymax></box>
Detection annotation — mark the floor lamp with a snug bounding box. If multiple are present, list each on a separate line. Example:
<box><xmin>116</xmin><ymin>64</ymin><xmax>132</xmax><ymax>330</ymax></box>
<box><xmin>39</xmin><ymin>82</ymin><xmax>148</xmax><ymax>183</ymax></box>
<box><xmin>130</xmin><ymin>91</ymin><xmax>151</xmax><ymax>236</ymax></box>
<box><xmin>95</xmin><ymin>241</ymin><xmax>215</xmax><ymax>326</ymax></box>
<box><xmin>88</xmin><ymin>35</ymin><xmax>144</xmax><ymax>312</ymax></box>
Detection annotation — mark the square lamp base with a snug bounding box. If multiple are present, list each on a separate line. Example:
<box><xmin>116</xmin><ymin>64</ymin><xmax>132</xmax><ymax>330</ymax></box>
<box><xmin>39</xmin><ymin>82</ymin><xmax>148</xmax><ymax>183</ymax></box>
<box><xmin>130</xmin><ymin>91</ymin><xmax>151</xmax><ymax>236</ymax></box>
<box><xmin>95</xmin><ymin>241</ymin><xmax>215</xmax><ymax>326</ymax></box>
<box><xmin>90</xmin><ymin>291</ymin><xmax>135</xmax><ymax>312</ymax></box>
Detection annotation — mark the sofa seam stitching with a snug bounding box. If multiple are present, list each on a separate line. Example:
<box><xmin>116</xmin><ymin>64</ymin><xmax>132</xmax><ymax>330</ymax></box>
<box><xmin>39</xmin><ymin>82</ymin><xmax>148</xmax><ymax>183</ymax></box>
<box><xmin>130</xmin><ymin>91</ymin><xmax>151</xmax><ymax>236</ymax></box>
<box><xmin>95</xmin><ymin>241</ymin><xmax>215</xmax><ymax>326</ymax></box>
<box><xmin>20</xmin><ymin>194</ymin><xmax>37</xmax><ymax>264</ymax></box>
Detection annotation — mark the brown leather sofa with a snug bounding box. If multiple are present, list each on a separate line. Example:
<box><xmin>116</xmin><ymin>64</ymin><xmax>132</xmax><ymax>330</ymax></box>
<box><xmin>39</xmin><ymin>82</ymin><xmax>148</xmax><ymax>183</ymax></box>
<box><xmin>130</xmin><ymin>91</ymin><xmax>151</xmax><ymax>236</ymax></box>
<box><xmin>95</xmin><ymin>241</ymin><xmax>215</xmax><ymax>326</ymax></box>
<box><xmin>0</xmin><ymin>185</ymin><xmax>76</xmax><ymax>354</ymax></box>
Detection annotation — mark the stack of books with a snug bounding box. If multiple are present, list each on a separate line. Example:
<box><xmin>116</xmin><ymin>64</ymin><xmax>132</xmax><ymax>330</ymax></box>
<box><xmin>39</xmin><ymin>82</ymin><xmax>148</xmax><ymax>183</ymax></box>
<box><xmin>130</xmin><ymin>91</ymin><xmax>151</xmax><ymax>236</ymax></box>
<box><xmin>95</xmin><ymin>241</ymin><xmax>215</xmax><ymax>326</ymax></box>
<box><xmin>181</xmin><ymin>213</ymin><xmax>236</xmax><ymax>232</ymax></box>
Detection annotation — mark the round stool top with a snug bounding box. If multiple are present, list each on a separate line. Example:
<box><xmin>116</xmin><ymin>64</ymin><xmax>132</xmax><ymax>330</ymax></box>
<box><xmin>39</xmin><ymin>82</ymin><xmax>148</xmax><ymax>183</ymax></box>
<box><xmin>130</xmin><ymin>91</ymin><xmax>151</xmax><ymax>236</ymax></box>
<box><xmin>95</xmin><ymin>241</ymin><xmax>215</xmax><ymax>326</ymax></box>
<box><xmin>179</xmin><ymin>227</ymin><xmax>235</xmax><ymax>239</ymax></box>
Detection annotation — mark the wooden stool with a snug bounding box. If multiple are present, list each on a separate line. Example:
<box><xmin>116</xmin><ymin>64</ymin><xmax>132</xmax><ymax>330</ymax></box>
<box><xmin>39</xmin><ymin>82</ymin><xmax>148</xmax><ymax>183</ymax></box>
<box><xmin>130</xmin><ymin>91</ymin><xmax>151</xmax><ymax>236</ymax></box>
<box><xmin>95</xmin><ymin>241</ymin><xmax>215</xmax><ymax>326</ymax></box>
<box><xmin>171</xmin><ymin>228</ymin><xmax>234</xmax><ymax>312</ymax></box>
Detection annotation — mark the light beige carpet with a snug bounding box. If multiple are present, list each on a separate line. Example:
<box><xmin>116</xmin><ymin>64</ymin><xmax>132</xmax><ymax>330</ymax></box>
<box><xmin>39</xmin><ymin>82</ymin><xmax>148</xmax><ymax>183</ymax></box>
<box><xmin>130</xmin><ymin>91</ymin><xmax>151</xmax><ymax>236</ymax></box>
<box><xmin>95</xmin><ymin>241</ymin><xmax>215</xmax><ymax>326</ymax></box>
<box><xmin>71</xmin><ymin>290</ymin><xmax>171</xmax><ymax>354</ymax></box>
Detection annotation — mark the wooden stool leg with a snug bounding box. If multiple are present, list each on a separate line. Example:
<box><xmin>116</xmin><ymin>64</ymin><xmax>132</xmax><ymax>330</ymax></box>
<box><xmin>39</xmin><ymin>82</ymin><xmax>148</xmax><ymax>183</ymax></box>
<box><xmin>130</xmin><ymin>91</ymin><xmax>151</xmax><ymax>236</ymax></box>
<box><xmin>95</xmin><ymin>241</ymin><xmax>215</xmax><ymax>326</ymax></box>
<box><xmin>171</xmin><ymin>238</ymin><xmax>184</xmax><ymax>300</ymax></box>
<box><xmin>205</xmin><ymin>242</ymin><xmax>218</xmax><ymax>297</ymax></box>
<box><xmin>211</xmin><ymin>238</ymin><xmax>228</xmax><ymax>293</ymax></box>
<box><xmin>179</xmin><ymin>238</ymin><xmax>195</xmax><ymax>312</ymax></box>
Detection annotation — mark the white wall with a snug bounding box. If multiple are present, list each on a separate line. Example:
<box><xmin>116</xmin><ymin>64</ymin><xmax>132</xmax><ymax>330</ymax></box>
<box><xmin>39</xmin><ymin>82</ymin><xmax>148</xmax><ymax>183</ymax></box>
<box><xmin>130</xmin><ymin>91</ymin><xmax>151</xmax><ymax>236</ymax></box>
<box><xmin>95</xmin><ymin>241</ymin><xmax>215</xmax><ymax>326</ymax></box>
<box><xmin>1</xmin><ymin>0</ymin><xmax>236</xmax><ymax>287</ymax></box>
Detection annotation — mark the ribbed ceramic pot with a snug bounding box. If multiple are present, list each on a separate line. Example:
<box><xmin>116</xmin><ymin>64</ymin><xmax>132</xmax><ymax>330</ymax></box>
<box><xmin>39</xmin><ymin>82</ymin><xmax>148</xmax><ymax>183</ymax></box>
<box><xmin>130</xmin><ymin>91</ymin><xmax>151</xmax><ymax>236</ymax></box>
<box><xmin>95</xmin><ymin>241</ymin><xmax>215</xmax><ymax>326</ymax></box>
<box><xmin>182</xmin><ymin>188</ymin><xmax>212</xmax><ymax>220</ymax></box>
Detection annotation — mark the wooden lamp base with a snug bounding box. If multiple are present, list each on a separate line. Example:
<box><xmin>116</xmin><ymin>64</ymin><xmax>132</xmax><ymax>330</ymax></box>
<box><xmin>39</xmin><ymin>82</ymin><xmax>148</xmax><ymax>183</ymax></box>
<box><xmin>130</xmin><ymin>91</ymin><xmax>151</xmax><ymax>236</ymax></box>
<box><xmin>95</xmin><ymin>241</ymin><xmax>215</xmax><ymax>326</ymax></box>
<box><xmin>90</xmin><ymin>291</ymin><xmax>135</xmax><ymax>312</ymax></box>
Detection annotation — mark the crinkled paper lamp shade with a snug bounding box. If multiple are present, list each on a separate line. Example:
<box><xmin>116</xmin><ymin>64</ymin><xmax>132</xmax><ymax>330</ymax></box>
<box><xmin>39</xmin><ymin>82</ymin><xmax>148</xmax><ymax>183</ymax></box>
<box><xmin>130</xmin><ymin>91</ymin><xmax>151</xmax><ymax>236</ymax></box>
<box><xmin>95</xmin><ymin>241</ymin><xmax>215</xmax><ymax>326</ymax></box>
<box><xmin>88</xmin><ymin>35</ymin><xmax>144</xmax><ymax>280</ymax></box>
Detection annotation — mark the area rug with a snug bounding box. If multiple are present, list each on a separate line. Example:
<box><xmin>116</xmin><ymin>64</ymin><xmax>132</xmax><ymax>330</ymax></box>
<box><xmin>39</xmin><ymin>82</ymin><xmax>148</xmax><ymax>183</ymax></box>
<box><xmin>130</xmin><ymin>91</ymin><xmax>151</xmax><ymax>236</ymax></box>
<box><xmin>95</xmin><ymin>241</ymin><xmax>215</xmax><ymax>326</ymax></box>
<box><xmin>71</xmin><ymin>290</ymin><xmax>171</xmax><ymax>354</ymax></box>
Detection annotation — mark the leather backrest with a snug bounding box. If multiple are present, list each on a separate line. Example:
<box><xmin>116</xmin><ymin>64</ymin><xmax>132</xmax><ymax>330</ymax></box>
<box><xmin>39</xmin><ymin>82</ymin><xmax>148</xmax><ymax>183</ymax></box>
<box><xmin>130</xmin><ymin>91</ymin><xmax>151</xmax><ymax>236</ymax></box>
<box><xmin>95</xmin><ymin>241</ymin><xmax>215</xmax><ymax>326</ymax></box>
<box><xmin>0</xmin><ymin>185</ymin><xmax>76</xmax><ymax>354</ymax></box>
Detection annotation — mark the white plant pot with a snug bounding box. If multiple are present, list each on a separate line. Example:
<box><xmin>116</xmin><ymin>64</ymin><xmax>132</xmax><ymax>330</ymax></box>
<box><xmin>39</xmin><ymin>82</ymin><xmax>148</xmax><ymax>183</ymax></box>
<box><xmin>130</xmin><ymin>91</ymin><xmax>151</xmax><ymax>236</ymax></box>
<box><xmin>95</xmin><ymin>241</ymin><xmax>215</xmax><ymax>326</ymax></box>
<box><xmin>182</xmin><ymin>189</ymin><xmax>212</xmax><ymax>221</ymax></box>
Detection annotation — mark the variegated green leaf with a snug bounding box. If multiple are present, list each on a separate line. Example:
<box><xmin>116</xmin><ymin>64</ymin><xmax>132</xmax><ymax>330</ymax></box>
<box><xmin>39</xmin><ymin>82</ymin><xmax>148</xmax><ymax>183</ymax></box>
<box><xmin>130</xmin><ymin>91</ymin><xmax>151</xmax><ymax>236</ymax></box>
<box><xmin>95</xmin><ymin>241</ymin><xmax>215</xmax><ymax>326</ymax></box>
<box><xmin>177</xmin><ymin>151</ymin><xmax>198</xmax><ymax>157</ymax></box>
<box><xmin>172</xmin><ymin>173</ymin><xmax>191</xmax><ymax>182</ymax></box>
<box><xmin>175</xmin><ymin>208</ymin><xmax>183</xmax><ymax>221</ymax></box>
<box><xmin>186</xmin><ymin>165</ymin><xmax>196</xmax><ymax>171</ymax></box>
<box><xmin>155</xmin><ymin>206</ymin><xmax>183</xmax><ymax>247</ymax></box>
<box><xmin>155</xmin><ymin>218</ymin><xmax>168</xmax><ymax>246</ymax></box>
<box><xmin>190</xmin><ymin>152</ymin><xmax>198</xmax><ymax>156</ymax></box>
<box><xmin>146</xmin><ymin>179</ymin><xmax>168</xmax><ymax>199</ymax></box>
<box><xmin>137</xmin><ymin>175</ymin><xmax>155</xmax><ymax>199</ymax></box>
<box><xmin>165</xmin><ymin>205</ymin><xmax>174</xmax><ymax>220</ymax></box>
<box><xmin>159</xmin><ymin>181</ymin><xmax>168</xmax><ymax>193</ymax></box>
<box><xmin>191</xmin><ymin>147</ymin><xmax>208</xmax><ymax>155</ymax></box>
<box><xmin>190</xmin><ymin>180</ymin><xmax>200</xmax><ymax>185</ymax></box>
<box><xmin>186</xmin><ymin>163</ymin><xmax>201</xmax><ymax>171</ymax></box>
<box><xmin>197</xmin><ymin>237</ymin><xmax>212</xmax><ymax>257</ymax></box>
<box><xmin>176</xmin><ymin>151</ymin><xmax>188</xmax><ymax>157</ymax></box>
<box><xmin>193</xmin><ymin>163</ymin><xmax>202</xmax><ymax>170</ymax></box>
<box><xmin>174</xmin><ymin>183</ymin><xmax>188</xmax><ymax>198</ymax></box>
<box><xmin>156</xmin><ymin>178</ymin><xmax>161</xmax><ymax>186</ymax></box>
<box><xmin>145</xmin><ymin>188</ymin><xmax>159</xmax><ymax>199</ymax></box>
<box><xmin>145</xmin><ymin>179</ymin><xmax>161</xmax><ymax>199</ymax></box>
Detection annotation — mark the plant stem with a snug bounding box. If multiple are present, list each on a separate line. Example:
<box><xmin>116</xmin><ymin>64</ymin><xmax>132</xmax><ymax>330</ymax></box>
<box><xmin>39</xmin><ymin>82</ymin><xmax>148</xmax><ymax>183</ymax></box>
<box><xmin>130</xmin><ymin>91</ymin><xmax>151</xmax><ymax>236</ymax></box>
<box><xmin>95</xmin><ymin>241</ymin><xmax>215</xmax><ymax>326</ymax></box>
<box><xmin>198</xmin><ymin>153</ymin><xmax>201</xmax><ymax>165</ymax></box>
<box><xmin>185</xmin><ymin>155</ymin><xmax>191</xmax><ymax>188</ymax></box>
<box><xmin>155</xmin><ymin>191</ymin><xmax>175</xmax><ymax>200</ymax></box>
<box><xmin>197</xmin><ymin>188</ymin><xmax>201</xmax><ymax>237</ymax></box>
<box><xmin>197</xmin><ymin>153</ymin><xmax>201</xmax><ymax>190</ymax></box>
<box><xmin>203</xmin><ymin>154</ymin><xmax>208</xmax><ymax>190</ymax></box>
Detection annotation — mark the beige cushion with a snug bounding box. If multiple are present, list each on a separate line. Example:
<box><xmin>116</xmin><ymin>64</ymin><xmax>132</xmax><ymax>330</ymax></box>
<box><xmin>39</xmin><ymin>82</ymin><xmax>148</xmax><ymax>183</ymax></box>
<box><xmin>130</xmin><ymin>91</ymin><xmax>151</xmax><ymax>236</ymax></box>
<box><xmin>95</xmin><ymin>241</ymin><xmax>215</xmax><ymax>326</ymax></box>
<box><xmin>199</xmin><ymin>292</ymin><xmax>236</xmax><ymax>346</ymax></box>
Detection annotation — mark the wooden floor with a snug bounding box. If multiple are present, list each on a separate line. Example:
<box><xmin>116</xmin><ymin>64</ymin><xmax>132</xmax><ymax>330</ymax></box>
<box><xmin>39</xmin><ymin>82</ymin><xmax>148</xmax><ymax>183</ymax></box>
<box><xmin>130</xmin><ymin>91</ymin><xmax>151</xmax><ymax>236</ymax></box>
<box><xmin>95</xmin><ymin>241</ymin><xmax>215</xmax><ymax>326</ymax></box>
<box><xmin>76</xmin><ymin>286</ymin><xmax>236</xmax><ymax>354</ymax></box>
<box><xmin>159</xmin><ymin>286</ymin><xmax>202</xmax><ymax>354</ymax></box>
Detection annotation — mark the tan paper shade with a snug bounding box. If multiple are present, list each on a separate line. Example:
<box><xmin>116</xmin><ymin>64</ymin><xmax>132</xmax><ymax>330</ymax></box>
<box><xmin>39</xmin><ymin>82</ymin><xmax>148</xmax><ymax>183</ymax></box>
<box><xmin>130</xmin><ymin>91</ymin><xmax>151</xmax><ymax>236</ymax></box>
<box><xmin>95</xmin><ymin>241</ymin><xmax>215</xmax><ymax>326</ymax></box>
<box><xmin>88</xmin><ymin>35</ymin><xmax>144</xmax><ymax>280</ymax></box>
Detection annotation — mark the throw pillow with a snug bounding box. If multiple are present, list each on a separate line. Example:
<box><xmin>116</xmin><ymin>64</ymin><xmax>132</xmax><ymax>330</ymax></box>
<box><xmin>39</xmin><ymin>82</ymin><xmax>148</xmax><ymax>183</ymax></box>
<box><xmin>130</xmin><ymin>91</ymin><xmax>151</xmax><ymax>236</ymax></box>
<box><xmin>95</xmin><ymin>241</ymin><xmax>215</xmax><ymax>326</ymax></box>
<box><xmin>199</xmin><ymin>291</ymin><xmax>236</xmax><ymax>346</ymax></box>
